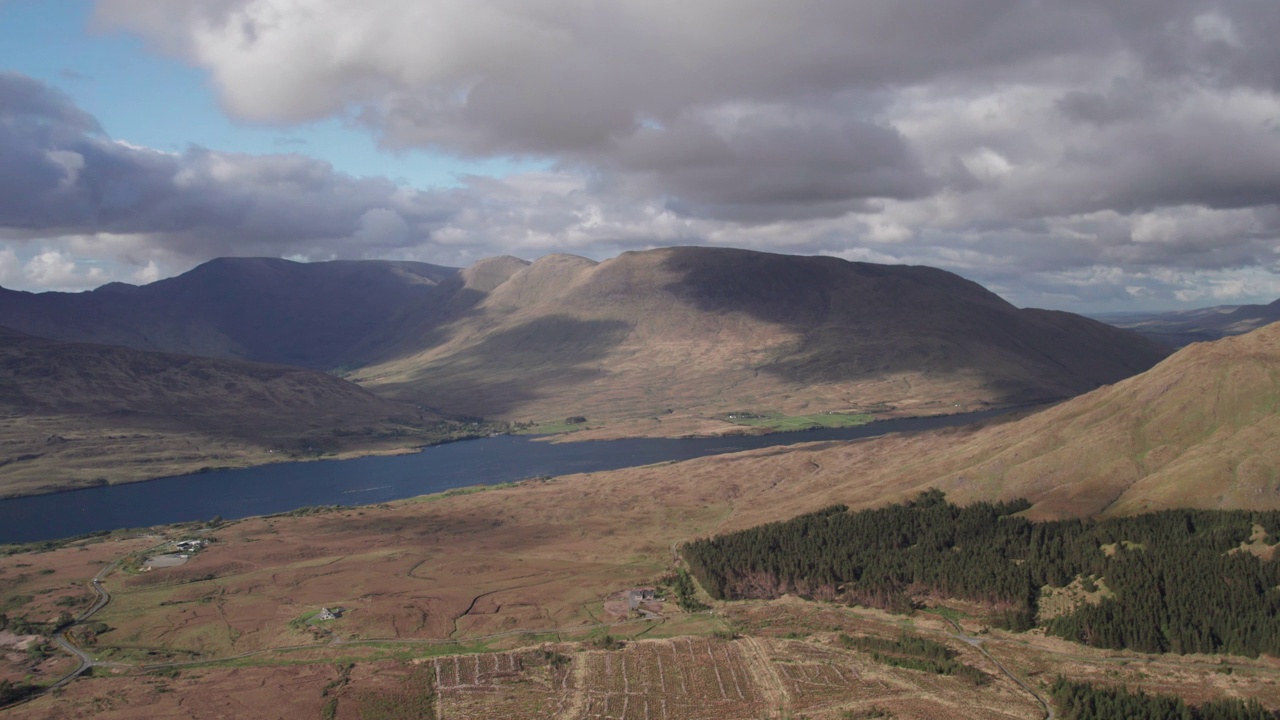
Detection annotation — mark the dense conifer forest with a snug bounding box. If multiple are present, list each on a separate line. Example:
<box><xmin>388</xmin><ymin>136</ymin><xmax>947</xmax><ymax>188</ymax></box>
<box><xmin>1050</xmin><ymin>678</ymin><xmax>1276</xmax><ymax>719</ymax></box>
<box><xmin>682</xmin><ymin>491</ymin><xmax>1280</xmax><ymax>656</ymax></box>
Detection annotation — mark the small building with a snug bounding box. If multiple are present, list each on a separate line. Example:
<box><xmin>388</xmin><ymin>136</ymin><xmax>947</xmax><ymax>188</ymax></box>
<box><xmin>627</xmin><ymin>589</ymin><xmax>657</xmax><ymax>610</ymax></box>
<box><xmin>317</xmin><ymin>607</ymin><xmax>340</xmax><ymax>621</ymax></box>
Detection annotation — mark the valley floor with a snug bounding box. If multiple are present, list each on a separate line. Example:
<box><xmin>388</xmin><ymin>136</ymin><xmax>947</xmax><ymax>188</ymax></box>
<box><xmin>3</xmin><ymin>440</ymin><xmax>1278</xmax><ymax>718</ymax></box>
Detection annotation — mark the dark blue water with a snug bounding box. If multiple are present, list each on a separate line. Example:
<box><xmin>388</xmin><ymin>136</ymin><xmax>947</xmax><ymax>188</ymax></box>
<box><xmin>0</xmin><ymin>409</ymin><xmax>1014</xmax><ymax>544</ymax></box>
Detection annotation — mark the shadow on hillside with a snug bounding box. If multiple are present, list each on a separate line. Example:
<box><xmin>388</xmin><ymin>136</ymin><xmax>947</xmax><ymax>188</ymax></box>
<box><xmin>659</xmin><ymin>246</ymin><xmax>841</xmax><ymax>326</ymax></box>
<box><xmin>658</xmin><ymin>247</ymin><xmax>1166</xmax><ymax>405</ymax></box>
<box><xmin>376</xmin><ymin>315</ymin><xmax>633</xmax><ymax>418</ymax></box>
<box><xmin>312</xmin><ymin>510</ymin><xmax>501</xmax><ymax>540</ymax></box>
<box><xmin>350</xmin><ymin>282</ymin><xmax>490</xmax><ymax>366</ymax></box>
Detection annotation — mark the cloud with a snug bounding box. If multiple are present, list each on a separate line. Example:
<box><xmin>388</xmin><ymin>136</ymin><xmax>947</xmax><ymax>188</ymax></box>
<box><xmin>0</xmin><ymin>247</ymin><xmax>21</xmax><ymax>287</ymax></box>
<box><xmin>21</xmin><ymin>249</ymin><xmax>107</xmax><ymax>290</ymax></box>
<box><xmin>11</xmin><ymin>0</ymin><xmax>1280</xmax><ymax>308</ymax></box>
<box><xmin>0</xmin><ymin>72</ymin><xmax>462</xmax><ymax>268</ymax></box>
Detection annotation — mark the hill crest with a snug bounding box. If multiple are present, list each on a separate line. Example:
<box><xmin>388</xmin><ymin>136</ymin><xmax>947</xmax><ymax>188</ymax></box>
<box><xmin>354</xmin><ymin>246</ymin><xmax>1169</xmax><ymax>423</ymax></box>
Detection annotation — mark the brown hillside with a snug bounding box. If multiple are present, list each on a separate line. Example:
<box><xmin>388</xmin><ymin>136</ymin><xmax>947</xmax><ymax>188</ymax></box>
<box><xmin>648</xmin><ymin>321</ymin><xmax>1280</xmax><ymax>525</ymax></box>
<box><xmin>0</xmin><ymin>327</ymin><xmax>446</xmax><ymax>496</ymax></box>
<box><xmin>354</xmin><ymin>246</ymin><xmax>1169</xmax><ymax>423</ymax></box>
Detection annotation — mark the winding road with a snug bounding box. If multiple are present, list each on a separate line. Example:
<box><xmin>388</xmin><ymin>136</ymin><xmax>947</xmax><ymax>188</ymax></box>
<box><xmin>0</xmin><ymin>550</ymin><xmax>151</xmax><ymax>713</ymax></box>
<box><xmin>936</xmin><ymin>614</ymin><xmax>1054</xmax><ymax>720</ymax></box>
<box><xmin>48</xmin><ymin>558</ymin><xmax>120</xmax><ymax>688</ymax></box>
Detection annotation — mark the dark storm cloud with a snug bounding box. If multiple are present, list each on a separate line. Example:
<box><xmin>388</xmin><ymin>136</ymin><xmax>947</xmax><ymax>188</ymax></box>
<box><xmin>596</xmin><ymin>107</ymin><xmax>937</xmax><ymax>222</ymax></box>
<box><xmin>0</xmin><ymin>73</ymin><xmax>457</xmax><ymax>259</ymax></box>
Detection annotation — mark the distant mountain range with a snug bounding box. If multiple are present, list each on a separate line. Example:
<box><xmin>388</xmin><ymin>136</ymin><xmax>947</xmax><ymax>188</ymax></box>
<box><xmin>0</xmin><ymin>247</ymin><xmax>1169</xmax><ymax>426</ymax></box>
<box><xmin>1092</xmin><ymin>299</ymin><xmax>1280</xmax><ymax>347</ymax></box>
<box><xmin>0</xmin><ymin>257</ymin><xmax>458</xmax><ymax>370</ymax></box>
<box><xmin>0</xmin><ymin>326</ymin><xmax>445</xmax><ymax>497</ymax></box>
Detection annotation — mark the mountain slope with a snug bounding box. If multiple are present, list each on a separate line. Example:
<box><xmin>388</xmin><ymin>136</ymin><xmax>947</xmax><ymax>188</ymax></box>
<box><xmin>354</xmin><ymin>246</ymin><xmax>1169</xmax><ymax>423</ymax></box>
<box><xmin>0</xmin><ymin>258</ymin><xmax>459</xmax><ymax>370</ymax></box>
<box><xmin>0</xmin><ymin>327</ymin><xmax>446</xmax><ymax>497</ymax></box>
<box><xmin>675</xmin><ymin>321</ymin><xmax>1280</xmax><ymax>525</ymax></box>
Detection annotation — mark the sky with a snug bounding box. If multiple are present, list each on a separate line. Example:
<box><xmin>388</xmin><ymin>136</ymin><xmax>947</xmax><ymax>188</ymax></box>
<box><xmin>1</xmin><ymin>0</ymin><xmax>1279</xmax><ymax>311</ymax></box>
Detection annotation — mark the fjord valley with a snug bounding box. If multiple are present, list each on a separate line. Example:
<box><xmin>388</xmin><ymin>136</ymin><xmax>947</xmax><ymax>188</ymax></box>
<box><xmin>2</xmin><ymin>322</ymin><xmax>1278</xmax><ymax>719</ymax></box>
<box><xmin>6</xmin><ymin>0</ymin><xmax>1280</xmax><ymax>715</ymax></box>
<box><xmin>0</xmin><ymin>247</ymin><xmax>1172</xmax><ymax>501</ymax></box>
<box><xmin>0</xmin><ymin>247</ymin><xmax>1268</xmax><ymax>720</ymax></box>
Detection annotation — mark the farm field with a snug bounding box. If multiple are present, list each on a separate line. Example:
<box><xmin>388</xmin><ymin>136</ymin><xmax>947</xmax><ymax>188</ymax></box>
<box><xmin>13</xmin><ymin>603</ymin><xmax>1280</xmax><ymax>720</ymax></box>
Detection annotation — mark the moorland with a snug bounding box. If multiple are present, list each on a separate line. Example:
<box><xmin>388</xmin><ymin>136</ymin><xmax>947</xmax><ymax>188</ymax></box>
<box><xmin>0</xmin><ymin>247</ymin><xmax>1277</xmax><ymax>718</ymax></box>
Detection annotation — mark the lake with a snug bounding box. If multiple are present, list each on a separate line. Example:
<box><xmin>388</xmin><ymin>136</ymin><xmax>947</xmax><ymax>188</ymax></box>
<box><xmin>0</xmin><ymin>409</ymin><xmax>1015</xmax><ymax>544</ymax></box>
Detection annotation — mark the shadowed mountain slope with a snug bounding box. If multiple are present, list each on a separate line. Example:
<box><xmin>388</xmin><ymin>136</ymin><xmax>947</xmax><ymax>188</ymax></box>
<box><xmin>0</xmin><ymin>257</ymin><xmax>459</xmax><ymax>370</ymax></box>
<box><xmin>680</xmin><ymin>321</ymin><xmax>1280</xmax><ymax>525</ymax></box>
<box><xmin>354</xmin><ymin>247</ymin><xmax>1169</xmax><ymax>422</ymax></box>
<box><xmin>0</xmin><ymin>327</ymin><xmax>445</xmax><ymax>497</ymax></box>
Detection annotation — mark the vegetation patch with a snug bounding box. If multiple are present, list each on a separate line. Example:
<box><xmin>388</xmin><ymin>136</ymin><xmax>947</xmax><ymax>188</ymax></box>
<box><xmin>837</xmin><ymin>633</ymin><xmax>989</xmax><ymax>686</ymax></box>
<box><xmin>683</xmin><ymin>490</ymin><xmax>1280</xmax><ymax>656</ymax></box>
<box><xmin>512</xmin><ymin>420</ymin><xmax>591</xmax><ymax>435</ymax></box>
<box><xmin>665</xmin><ymin>568</ymin><xmax>708</xmax><ymax>612</ymax></box>
<box><xmin>723</xmin><ymin>411</ymin><xmax>874</xmax><ymax>432</ymax></box>
<box><xmin>1037</xmin><ymin>574</ymin><xmax>1114</xmax><ymax>622</ymax></box>
<box><xmin>0</xmin><ymin>679</ymin><xmax>39</xmax><ymax>707</ymax></box>
<box><xmin>348</xmin><ymin>666</ymin><xmax>435</xmax><ymax>720</ymax></box>
<box><xmin>430</xmin><ymin>482</ymin><xmax>517</xmax><ymax>500</ymax></box>
<box><xmin>1050</xmin><ymin>677</ymin><xmax>1274</xmax><ymax>720</ymax></box>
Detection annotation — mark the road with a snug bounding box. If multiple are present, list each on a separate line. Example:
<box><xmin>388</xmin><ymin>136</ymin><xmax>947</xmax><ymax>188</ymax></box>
<box><xmin>48</xmin><ymin>558</ymin><xmax>119</xmax><ymax>688</ymax></box>
<box><xmin>935</xmin><ymin>614</ymin><xmax>1054</xmax><ymax>720</ymax></box>
<box><xmin>0</xmin><ymin>550</ymin><xmax>146</xmax><ymax>713</ymax></box>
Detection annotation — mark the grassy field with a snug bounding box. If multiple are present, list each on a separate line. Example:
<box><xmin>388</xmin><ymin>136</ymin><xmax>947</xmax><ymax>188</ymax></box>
<box><xmin>723</xmin><ymin>412</ymin><xmax>874</xmax><ymax>432</ymax></box>
<box><xmin>513</xmin><ymin>421</ymin><xmax>591</xmax><ymax>435</ymax></box>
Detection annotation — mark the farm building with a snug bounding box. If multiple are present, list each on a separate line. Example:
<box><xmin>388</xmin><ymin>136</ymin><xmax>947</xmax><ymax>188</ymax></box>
<box><xmin>627</xmin><ymin>589</ymin><xmax>657</xmax><ymax>610</ymax></box>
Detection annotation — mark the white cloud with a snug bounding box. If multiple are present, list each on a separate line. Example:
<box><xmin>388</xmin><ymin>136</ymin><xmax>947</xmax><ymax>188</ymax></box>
<box><xmin>132</xmin><ymin>259</ymin><xmax>162</xmax><ymax>284</ymax></box>
<box><xmin>22</xmin><ymin>249</ymin><xmax>107</xmax><ymax>290</ymax></box>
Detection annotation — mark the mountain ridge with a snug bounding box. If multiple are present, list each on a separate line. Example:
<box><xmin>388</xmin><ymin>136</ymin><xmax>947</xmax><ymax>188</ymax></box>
<box><xmin>0</xmin><ymin>257</ymin><xmax>460</xmax><ymax>369</ymax></box>
<box><xmin>354</xmin><ymin>246</ymin><xmax>1170</xmax><ymax>423</ymax></box>
<box><xmin>1</xmin><ymin>247</ymin><xmax>1170</xmax><ymax>427</ymax></box>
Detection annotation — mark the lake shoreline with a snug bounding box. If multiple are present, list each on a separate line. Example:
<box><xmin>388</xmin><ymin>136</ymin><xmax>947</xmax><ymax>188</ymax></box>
<box><xmin>0</xmin><ymin>406</ymin><xmax>1032</xmax><ymax>545</ymax></box>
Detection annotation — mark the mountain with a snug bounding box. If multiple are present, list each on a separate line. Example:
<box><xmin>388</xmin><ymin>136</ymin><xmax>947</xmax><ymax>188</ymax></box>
<box><xmin>1094</xmin><ymin>298</ymin><xmax>1280</xmax><ymax>347</ymax></box>
<box><xmin>0</xmin><ymin>257</ymin><xmax>459</xmax><ymax>370</ymax></box>
<box><xmin>352</xmin><ymin>246</ymin><xmax>1170</xmax><ymax>423</ymax></box>
<box><xmin>699</xmin><ymin>320</ymin><xmax>1280</xmax><ymax>525</ymax></box>
<box><xmin>0</xmin><ymin>327</ymin><xmax>446</xmax><ymax>497</ymax></box>
<box><xmin>0</xmin><ymin>248</ymin><xmax>1169</xmax><ymax>426</ymax></box>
